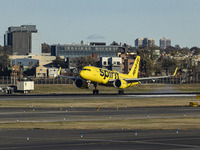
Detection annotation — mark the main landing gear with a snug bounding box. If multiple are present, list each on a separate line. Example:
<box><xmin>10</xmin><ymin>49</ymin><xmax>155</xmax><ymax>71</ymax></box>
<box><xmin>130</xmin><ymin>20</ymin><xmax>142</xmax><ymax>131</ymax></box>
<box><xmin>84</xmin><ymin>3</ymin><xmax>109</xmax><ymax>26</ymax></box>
<box><xmin>118</xmin><ymin>89</ymin><xmax>124</xmax><ymax>95</ymax></box>
<box><xmin>93</xmin><ymin>83</ymin><xmax>99</xmax><ymax>95</ymax></box>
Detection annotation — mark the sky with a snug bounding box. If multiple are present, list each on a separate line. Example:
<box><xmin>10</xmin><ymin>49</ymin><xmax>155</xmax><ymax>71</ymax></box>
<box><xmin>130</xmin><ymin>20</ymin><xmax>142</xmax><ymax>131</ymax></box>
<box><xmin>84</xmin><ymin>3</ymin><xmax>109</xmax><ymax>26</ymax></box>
<box><xmin>0</xmin><ymin>0</ymin><xmax>200</xmax><ymax>48</ymax></box>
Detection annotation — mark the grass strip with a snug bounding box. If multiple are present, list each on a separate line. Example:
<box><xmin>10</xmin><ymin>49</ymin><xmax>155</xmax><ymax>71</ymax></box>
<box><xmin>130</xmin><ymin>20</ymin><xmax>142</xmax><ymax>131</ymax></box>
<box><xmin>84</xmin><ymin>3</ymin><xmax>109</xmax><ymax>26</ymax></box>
<box><xmin>0</xmin><ymin>118</ymin><xmax>200</xmax><ymax>130</ymax></box>
<box><xmin>32</xmin><ymin>84</ymin><xmax>200</xmax><ymax>94</ymax></box>
<box><xmin>0</xmin><ymin>97</ymin><xmax>198</xmax><ymax>108</ymax></box>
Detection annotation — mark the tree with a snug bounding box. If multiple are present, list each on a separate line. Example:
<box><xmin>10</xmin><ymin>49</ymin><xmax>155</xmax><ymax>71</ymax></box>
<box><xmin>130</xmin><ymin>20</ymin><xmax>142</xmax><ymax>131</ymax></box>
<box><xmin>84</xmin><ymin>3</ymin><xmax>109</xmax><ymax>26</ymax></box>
<box><xmin>180</xmin><ymin>47</ymin><xmax>190</xmax><ymax>55</ymax></box>
<box><xmin>161</xmin><ymin>57</ymin><xmax>177</xmax><ymax>75</ymax></box>
<box><xmin>0</xmin><ymin>53</ymin><xmax>11</xmax><ymax>75</ymax></box>
<box><xmin>165</xmin><ymin>46</ymin><xmax>178</xmax><ymax>56</ymax></box>
<box><xmin>42</xmin><ymin>43</ymin><xmax>51</xmax><ymax>53</ymax></box>
<box><xmin>0</xmin><ymin>45</ymin><xmax>4</xmax><ymax>54</ymax></box>
<box><xmin>110</xmin><ymin>41</ymin><xmax>119</xmax><ymax>46</ymax></box>
<box><xmin>52</xmin><ymin>56</ymin><xmax>66</xmax><ymax>68</ymax></box>
<box><xmin>4</xmin><ymin>45</ymin><xmax>12</xmax><ymax>55</ymax></box>
<box><xmin>190</xmin><ymin>46</ymin><xmax>200</xmax><ymax>55</ymax></box>
<box><xmin>23</xmin><ymin>66</ymin><xmax>37</xmax><ymax>76</ymax></box>
<box><xmin>137</xmin><ymin>48</ymin><xmax>154</xmax><ymax>76</ymax></box>
<box><xmin>76</xmin><ymin>56</ymin><xmax>97</xmax><ymax>70</ymax></box>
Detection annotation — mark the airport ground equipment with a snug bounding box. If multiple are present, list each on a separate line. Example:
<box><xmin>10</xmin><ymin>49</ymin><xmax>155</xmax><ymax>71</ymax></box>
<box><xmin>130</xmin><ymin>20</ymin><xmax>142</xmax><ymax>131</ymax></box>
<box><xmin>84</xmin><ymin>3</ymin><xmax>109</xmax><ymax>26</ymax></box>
<box><xmin>17</xmin><ymin>81</ymin><xmax>34</xmax><ymax>93</ymax></box>
<box><xmin>0</xmin><ymin>86</ymin><xmax>14</xmax><ymax>94</ymax></box>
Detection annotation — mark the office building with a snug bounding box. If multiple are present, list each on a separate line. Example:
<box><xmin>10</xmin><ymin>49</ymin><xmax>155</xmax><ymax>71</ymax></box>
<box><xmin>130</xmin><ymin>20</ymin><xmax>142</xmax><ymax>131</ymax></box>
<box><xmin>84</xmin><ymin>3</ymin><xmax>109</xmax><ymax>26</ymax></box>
<box><xmin>135</xmin><ymin>38</ymin><xmax>155</xmax><ymax>48</ymax></box>
<box><xmin>160</xmin><ymin>37</ymin><xmax>171</xmax><ymax>50</ymax></box>
<box><xmin>135</xmin><ymin>38</ymin><xmax>143</xmax><ymax>48</ymax></box>
<box><xmin>4</xmin><ymin>25</ymin><xmax>41</xmax><ymax>55</ymax></box>
<box><xmin>51</xmin><ymin>42</ymin><xmax>119</xmax><ymax>58</ymax></box>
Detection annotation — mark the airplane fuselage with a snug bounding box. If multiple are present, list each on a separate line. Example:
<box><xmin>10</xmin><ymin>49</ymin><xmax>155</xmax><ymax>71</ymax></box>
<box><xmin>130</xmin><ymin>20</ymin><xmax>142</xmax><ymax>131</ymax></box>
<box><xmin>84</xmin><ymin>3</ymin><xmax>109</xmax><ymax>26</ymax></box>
<box><xmin>80</xmin><ymin>66</ymin><xmax>138</xmax><ymax>89</ymax></box>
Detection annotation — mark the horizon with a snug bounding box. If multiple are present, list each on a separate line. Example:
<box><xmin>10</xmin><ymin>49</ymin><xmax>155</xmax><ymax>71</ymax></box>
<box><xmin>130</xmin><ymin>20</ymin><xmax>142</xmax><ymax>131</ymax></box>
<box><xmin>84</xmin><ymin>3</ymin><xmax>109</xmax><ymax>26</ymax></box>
<box><xmin>0</xmin><ymin>0</ymin><xmax>200</xmax><ymax>48</ymax></box>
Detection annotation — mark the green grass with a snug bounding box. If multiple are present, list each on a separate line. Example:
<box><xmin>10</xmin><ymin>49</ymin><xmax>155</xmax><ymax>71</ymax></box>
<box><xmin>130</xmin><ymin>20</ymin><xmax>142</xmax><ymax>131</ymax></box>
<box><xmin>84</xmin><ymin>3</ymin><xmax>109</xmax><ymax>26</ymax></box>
<box><xmin>1</xmin><ymin>118</ymin><xmax>200</xmax><ymax>130</ymax></box>
<box><xmin>0</xmin><ymin>97</ymin><xmax>198</xmax><ymax>108</ymax></box>
<box><xmin>31</xmin><ymin>84</ymin><xmax>200</xmax><ymax>94</ymax></box>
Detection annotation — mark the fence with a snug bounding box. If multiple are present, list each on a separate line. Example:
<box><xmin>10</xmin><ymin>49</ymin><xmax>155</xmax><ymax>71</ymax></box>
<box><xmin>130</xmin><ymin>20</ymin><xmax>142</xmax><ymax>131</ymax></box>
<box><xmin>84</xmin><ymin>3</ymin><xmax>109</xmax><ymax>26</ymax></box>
<box><xmin>0</xmin><ymin>76</ymin><xmax>73</xmax><ymax>85</ymax></box>
<box><xmin>0</xmin><ymin>76</ymin><xmax>199</xmax><ymax>85</ymax></box>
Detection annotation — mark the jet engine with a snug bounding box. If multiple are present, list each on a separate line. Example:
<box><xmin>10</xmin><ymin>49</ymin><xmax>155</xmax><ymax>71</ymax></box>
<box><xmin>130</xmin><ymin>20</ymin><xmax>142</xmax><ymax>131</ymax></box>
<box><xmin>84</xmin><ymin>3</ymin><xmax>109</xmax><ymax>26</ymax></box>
<box><xmin>113</xmin><ymin>79</ymin><xmax>128</xmax><ymax>89</ymax></box>
<box><xmin>75</xmin><ymin>79</ymin><xmax>90</xmax><ymax>89</ymax></box>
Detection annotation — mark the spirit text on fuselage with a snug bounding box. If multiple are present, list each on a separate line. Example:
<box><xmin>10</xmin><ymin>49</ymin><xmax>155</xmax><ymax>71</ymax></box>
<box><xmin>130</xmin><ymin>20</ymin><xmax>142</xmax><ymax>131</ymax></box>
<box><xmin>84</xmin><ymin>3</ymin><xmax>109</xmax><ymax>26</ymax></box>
<box><xmin>99</xmin><ymin>69</ymin><xmax>119</xmax><ymax>79</ymax></box>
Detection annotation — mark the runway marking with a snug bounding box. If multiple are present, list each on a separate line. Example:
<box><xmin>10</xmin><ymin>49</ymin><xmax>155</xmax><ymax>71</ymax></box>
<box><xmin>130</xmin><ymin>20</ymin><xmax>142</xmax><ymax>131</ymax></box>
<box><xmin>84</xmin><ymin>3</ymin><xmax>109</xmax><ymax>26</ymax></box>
<box><xmin>126</xmin><ymin>94</ymin><xmax>196</xmax><ymax>98</ymax></box>
<box><xmin>81</xmin><ymin>138</ymin><xmax>200</xmax><ymax>148</ymax></box>
<box><xmin>0</xmin><ymin>93</ymin><xmax>197</xmax><ymax>100</ymax></box>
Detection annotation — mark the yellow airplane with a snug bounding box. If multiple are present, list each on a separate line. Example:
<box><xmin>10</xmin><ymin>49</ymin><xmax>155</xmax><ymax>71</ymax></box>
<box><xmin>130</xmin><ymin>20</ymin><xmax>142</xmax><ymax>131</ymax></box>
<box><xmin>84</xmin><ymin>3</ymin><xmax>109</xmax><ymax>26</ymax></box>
<box><xmin>58</xmin><ymin>56</ymin><xmax>178</xmax><ymax>94</ymax></box>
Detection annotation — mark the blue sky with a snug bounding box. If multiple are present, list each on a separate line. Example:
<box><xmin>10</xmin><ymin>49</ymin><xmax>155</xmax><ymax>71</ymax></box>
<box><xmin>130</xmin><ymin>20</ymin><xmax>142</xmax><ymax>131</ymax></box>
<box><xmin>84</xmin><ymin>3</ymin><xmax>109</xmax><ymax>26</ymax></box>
<box><xmin>0</xmin><ymin>0</ymin><xmax>200</xmax><ymax>48</ymax></box>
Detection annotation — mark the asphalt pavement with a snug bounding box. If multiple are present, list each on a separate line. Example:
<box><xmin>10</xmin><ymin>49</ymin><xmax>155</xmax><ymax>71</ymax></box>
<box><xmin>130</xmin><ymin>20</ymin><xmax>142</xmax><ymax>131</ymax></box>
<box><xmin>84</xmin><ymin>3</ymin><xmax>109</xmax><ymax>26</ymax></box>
<box><xmin>0</xmin><ymin>106</ymin><xmax>200</xmax><ymax>123</ymax></box>
<box><xmin>0</xmin><ymin>129</ymin><xmax>200</xmax><ymax>150</ymax></box>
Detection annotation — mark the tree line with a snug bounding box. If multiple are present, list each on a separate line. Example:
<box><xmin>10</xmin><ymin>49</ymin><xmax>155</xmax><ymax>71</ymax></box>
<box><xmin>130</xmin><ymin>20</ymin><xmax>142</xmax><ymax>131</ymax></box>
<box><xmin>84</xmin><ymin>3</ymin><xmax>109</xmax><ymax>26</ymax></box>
<box><xmin>137</xmin><ymin>45</ymin><xmax>200</xmax><ymax>78</ymax></box>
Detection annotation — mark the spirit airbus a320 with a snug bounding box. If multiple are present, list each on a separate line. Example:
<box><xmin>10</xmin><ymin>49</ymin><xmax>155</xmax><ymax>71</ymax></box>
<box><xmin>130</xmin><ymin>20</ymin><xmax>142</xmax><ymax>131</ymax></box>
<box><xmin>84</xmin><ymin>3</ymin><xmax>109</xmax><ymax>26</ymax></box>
<box><xmin>58</xmin><ymin>56</ymin><xmax>178</xmax><ymax>94</ymax></box>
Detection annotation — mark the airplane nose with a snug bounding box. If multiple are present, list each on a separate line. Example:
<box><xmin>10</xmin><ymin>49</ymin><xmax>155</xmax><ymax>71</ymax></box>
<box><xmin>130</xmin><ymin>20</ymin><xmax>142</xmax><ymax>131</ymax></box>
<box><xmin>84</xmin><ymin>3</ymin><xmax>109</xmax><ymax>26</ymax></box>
<box><xmin>80</xmin><ymin>70</ymin><xmax>84</xmax><ymax>78</ymax></box>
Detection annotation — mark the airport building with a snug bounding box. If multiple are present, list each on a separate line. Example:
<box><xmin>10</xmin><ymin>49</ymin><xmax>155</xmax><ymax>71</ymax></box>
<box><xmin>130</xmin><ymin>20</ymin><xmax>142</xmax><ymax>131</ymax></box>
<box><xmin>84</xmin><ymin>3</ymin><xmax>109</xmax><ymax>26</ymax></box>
<box><xmin>4</xmin><ymin>25</ymin><xmax>41</xmax><ymax>55</ymax></box>
<box><xmin>160</xmin><ymin>37</ymin><xmax>171</xmax><ymax>50</ymax></box>
<box><xmin>51</xmin><ymin>42</ymin><xmax>119</xmax><ymax>58</ymax></box>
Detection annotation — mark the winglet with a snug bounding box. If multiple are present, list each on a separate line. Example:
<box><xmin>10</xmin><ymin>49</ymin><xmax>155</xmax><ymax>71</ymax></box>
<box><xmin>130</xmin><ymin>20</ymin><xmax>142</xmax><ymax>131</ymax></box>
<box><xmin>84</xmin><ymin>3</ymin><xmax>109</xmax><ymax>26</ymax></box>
<box><xmin>58</xmin><ymin>67</ymin><xmax>61</xmax><ymax>75</ymax></box>
<box><xmin>173</xmin><ymin>67</ymin><xmax>178</xmax><ymax>76</ymax></box>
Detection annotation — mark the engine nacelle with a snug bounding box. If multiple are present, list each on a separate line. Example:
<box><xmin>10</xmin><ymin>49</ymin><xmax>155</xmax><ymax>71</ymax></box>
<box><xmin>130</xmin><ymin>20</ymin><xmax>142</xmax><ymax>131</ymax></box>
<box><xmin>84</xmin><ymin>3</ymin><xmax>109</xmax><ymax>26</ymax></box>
<box><xmin>75</xmin><ymin>79</ymin><xmax>90</xmax><ymax>89</ymax></box>
<box><xmin>113</xmin><ymin>79</ymin><xmax>128</xmax><ymax>89</ymax></box>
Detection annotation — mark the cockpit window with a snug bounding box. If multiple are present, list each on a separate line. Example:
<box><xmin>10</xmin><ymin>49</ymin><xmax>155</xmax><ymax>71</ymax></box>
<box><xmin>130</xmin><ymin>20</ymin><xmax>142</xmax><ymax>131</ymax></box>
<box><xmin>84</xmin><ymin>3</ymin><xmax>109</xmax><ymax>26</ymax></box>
<box><xmin>83</xmin><ymin>68</ymin><xmax>91</xmax><ymax>71</ymax></box>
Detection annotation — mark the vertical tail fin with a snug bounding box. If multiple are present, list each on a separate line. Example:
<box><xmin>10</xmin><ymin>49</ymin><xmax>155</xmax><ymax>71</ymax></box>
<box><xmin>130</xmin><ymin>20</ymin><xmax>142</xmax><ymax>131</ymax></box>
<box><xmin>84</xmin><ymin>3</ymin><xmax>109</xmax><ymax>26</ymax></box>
<box><xmin>128</xmin><ymin>56</ymin><xmax>140</xmax><ymax>78</ymax></box>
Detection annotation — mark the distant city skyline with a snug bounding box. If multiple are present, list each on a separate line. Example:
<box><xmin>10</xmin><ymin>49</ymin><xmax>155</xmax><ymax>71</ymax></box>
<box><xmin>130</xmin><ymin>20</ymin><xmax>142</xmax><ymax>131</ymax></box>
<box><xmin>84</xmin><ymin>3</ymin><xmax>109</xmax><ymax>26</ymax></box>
<box><xmin>0</xmin><ymin>0</ymin><xmax>200</xmax><ymax>48</ymax></box>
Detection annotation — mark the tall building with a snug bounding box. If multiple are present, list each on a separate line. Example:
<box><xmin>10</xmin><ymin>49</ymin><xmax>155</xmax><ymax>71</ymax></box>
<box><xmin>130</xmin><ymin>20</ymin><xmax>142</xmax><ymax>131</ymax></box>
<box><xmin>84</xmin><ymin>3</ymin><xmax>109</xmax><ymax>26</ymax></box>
<box><xmin>135</xmin><ymin>38</ymin><xmax>155</xmax><ymax>48</ymax></box>
<box><xmin>51</xmin><ymin>42</ymin><xmax>119</xmax><ymax>58</ymax></box>
<box><xmin>4</xmin><ymin>25</ymin><xmax>41</xmax><ymax>55</ymax></box>
<box><xmin>135</xmin><ymin>38</ymin><xmax>143</xmax><ymax>48</ymax></box>
<box><xmin>160</xmin><ymin>37</ymin><xmax>171</xmax><ymax>50</ymax></box>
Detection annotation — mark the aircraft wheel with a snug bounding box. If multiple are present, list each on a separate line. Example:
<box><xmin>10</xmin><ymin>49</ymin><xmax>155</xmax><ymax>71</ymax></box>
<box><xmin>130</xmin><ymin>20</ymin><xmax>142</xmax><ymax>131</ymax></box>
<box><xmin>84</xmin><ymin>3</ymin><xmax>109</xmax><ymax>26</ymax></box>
<box><xmin>93</xmin><ymin>90</ymin><xmax>99</xmax><ymax>95</ymax></box>
<box><xmin>118</xmin><ymin>90</ymin><xmax>124</xmax><ymax>95</ymax></box>
<box><xmin>93</xmin><ymin>90</ymin><xmax>96</xmax><ymax>94</ymax></box>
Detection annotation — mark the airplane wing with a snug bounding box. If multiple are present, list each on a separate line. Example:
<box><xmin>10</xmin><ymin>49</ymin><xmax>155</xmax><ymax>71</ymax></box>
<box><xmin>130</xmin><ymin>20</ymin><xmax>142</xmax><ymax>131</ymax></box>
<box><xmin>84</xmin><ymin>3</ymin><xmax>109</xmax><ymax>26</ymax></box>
<box><xmin>125</xmin><ymin>67</ymin><xmax>178</xmax><ymax>83</ymax></box>
<box><xmin>109</xmin><ymin>67</ymin><xmax>178</xmax><ymax>83</ymax></box>
<box><xmin>58</xmin><ymin>67</ymin><xmax>81</xmax><ymax>81</ymax></box>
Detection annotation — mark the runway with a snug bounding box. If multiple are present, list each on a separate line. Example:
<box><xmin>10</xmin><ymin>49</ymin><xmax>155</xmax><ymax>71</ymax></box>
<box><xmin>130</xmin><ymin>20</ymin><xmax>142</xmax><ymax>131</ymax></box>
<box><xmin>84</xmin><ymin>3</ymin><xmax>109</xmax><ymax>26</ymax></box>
<box><xmin>1</xmin><ymin>129</ymin><xmax>200</xmax><ymax>150</ymax></box>
<box><xmin>0</xmin><ymin>93</ymin><xmax>200</xmax><ymax>149</ymax></box>
<box><xmin>0</xmin><ymin>92</ymin><xmax>198</xmax><ymax>100</ymax></box>
<box><xmin>0</xmin><ymin>106</ymin><xmax>200</xmax><ymax>123</ymax></box>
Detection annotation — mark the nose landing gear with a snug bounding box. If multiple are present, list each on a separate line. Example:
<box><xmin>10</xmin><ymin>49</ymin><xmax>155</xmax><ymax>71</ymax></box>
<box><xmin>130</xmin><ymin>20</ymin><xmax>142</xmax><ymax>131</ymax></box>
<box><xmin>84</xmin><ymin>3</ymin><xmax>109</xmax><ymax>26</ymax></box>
<box><xmin>93</xmin><ymin>83</ymin><xmax>99</xmax><ymax>95</ymax></box>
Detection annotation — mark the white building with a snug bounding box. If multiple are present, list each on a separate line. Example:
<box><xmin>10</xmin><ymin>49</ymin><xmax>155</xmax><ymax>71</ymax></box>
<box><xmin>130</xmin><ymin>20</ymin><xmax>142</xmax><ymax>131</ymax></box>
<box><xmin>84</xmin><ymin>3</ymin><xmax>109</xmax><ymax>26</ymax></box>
<box><xmin>100</xmin><ymin>57</ymin><xmax>122</xmax><ymax>72</ymax></box>
<box><xmin>160</xmin><ymin>37</ymin><xmax>171</xmax><ymax>50</ymax></box>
